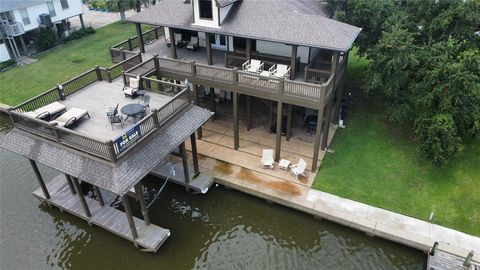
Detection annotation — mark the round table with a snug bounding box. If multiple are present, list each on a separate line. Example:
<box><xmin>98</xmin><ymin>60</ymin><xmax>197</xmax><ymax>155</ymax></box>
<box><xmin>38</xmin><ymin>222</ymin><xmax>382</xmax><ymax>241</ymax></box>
<box><xmin>121</xmin><ymin>103</ymin><xmax>144</xmax><ymax>123</ymax></box>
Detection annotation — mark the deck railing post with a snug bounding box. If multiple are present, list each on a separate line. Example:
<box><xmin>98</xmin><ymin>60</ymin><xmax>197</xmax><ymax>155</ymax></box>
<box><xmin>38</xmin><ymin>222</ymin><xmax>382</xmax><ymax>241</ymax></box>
<box><xmin>95</xmin><ymin>65</ymin><xmax>102</xmax><ymax>81</ymax></box>
<box><xmin>122</xmin><ymin>51</ymin><xmax>126</xmax><ymax>61</ymax></box>
<box><xmin>107</xmin><ymin>140</ymin><xmax>117</xmax><ymax>162</ymax></box>
<box><xmin>122</xmin><ymin>71</ymin><xmax>127</xmax><ymax>86</ymax></box>
<box><xmin>56</xmin><ymin>84</ymin><xmax>65</xmax><ymax>100</ymax></box>
<box><xmin>109</xmin><ymin>46</ymin><xmax>114</xmax><ymax>61</ymax></box>
<box><xmin>107</xmin><ymin>69</ymin><xmax>112</xmax><ymax>83</ymax></box>
<box><xmin>190</xmin><ymin>61</ymin><xmax>196</xmax><ymax>76</ymax></box>
<box><xmin>137</xmin><ymin>52</ymin><xmax>143</xmax><ymax>63</ymax></box>
<box><xmin>279</xmin><ymin>78</ymin><xmax>285</xmax><ymax>95</ymax></box>
<box><xmin>127</xmin><ymin>37</ymin><xmax>132</xmax><ymax>51</ymax></box>
<box><xmin>154</xmin><ymin>27</ymin><xmax>159</xmax><ymax>39</ymax></box>
<box><xmin>233</xmin><ymin>67</ymin><xmax>238</xmax><ymax>86</ymax></box>
<box><xmin>463</xmin><ymin>250</ymin><xmax>474</xmax><ymax>267</ymax></box>
<box><xmin>152</xmin><ymin>109</ymin><xmax>160</xmax><ymax>127</ymax></box>
<box><xmin>153</xmin><ymin>54</ymin><xmax>159</xmax><ymax>73</ymax></box>
<box><xmin>29</xmin><ymin>159</ymin><xmax>50</xmax><ymax>200</ymax></box>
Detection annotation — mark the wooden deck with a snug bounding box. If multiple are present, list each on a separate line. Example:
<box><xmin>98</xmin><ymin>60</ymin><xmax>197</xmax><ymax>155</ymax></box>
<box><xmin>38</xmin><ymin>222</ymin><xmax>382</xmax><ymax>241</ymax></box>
<box><xmin>61</xmin><ymin>78</ymin><xmax>172</xmax><ymax>141</ymax></box>
<box><xmin>427</xmin><ymin>250</ymin><xmax>479</xmax><ymax>270</ymax></box>
<box><xmin>33</xmin><ymin>174</ymin><xmax>170</xmax><ymax>252</ymax></box>
<box><xmin>150</xmin><ymin>159</ymin><xmax>215</xmax><ymax>194</ymax></box>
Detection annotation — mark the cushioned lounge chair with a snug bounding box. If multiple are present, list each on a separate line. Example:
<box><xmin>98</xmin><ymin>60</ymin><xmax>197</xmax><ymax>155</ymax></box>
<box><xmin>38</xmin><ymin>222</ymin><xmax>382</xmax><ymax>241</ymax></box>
<box><xmin>23</xmin><ymin>101</ymin><xmax>66</xmax><ymax>120</ymax></box>
<box><xmin>50</xmin><ymin>108</ymin><xmax>90</xmax><ymax>128</ymax></box>
<box><xmin>123</xmin><ymin>77</ymin><xmax>140</xmax><ymax>98</ymax></box>
<box><xmin>186</xmin><ymin>36</ymin><xmax>199</xmax><ymax>51</ymax></box>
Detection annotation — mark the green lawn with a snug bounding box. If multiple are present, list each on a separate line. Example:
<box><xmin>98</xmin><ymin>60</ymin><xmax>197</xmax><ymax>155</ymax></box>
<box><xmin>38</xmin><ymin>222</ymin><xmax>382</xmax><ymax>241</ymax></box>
<box><xmin>0</xmin><ymin>22</ymin><xmax>139</xmax><ymax>106</ymax></box>
<box><xmin>314</xmin><ymin>49</ymin><xmax>480</xmax><ymax>236</ymax></box>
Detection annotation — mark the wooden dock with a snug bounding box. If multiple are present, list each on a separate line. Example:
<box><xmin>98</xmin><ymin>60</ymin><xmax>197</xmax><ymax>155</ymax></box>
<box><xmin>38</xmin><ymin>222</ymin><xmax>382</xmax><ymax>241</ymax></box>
<box><xmin>150</xmin><ymin>160</ymin><xmax>214</xmax><ymax>194</ymax></box>
<box><xmin>33</xmin><ymin>175</ymin><xmax>170</xmax><ymax>252</ymax></box>
<box><xmin>427</xmin><ymin>249</ymin><xmax>479</xmax><ymax>270</ymax></box>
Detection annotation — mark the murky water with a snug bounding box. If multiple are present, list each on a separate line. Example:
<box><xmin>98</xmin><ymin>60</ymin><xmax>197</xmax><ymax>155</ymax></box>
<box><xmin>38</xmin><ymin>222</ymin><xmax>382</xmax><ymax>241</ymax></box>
<box><xmin>0</xmin><ymin>114</ymin><xmax>425</xmax><ymax>270</ymax></box>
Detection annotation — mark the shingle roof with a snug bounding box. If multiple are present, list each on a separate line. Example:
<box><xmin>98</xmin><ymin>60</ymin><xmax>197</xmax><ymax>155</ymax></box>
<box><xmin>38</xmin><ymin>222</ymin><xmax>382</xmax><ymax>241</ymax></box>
<box><xmin>0</xmin><ymin>105</ymin><xmax>213</xmax><ymax>196</ymax></box>
<box><xmin>127</xmin><ymin>0</ymin><xmax>360</xmax><ymax>52</ymax></box>
<box><xmin>0</xmin><ymin>0</ymin><xmax>48</xmax><ymax>13</ymax></box>
<box><xmin>215</xmin><ymin>0</ymin><xmax>240</xmax><ymax>8</ymax></box>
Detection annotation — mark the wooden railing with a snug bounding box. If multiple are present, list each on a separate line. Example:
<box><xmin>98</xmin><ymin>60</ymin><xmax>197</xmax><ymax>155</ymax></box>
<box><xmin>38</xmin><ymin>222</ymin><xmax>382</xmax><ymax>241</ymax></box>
<box><xmin>61</xmin><ymin>68</ymin><xmax>99</xmax><ymax>97</ymax></box>
<box><xmin>140</xmin><ymin>76</ymin><xmax>185</xmax><ymax>95</ymax></box>
<box><xmin>109</xmin><ymin>27</ymin><xmax>163</xmax><ymax>63</ymax></box>
<box><xmin>125</xmin><ymin>57</ymin><xmax>156</xmax><ymax>76</ymax></box>
<box><xmin>13</xmin><ymin>87</ymin><xmax>63</xmax><ymax>113</ymax></box>
<box><xmin>304</xmin><ymin>68</ymin><xmax>331</xmax><ymax>84</ymax></box>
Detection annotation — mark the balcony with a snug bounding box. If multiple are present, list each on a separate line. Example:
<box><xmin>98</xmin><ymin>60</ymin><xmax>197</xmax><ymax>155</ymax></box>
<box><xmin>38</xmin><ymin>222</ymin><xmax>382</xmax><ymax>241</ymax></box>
<box><xmin>0</xmin><ymin>20</ymin><xmax>24</xmax><ymax>37</ymax></box>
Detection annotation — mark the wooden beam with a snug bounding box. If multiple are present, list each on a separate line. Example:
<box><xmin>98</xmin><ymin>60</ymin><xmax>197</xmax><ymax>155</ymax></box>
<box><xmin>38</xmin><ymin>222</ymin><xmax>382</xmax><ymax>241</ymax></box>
<box><xmin>275</xmin><ymin>101</ymin><xmax>283</xmax><ymax>161</ymax></box>
<box><xmin>268</xmin><ymin>101</ymin><xmax>274</xmax><ymax>133</ymax></box>
<box><xmin>321</xmin><ymin>52</ymin><xmax>338</xmax><ymax>149</ymax></box>
<box><xmin>71</xmin><ymin>177</ymin><xmax>92</xmax><ymax>218</ymax></box>
<box><xmin>286</xmin><ymin>104</ymin><xmax>293</xmax><ymax>141</ymax></box>
<box><xmin>246</xmin><ymin>38</ymin><xmax>252</xmax><ymax>61</ymax></box>
<box><xmin>333</xmin><ymin>52</ymin><xmax>349</xmax><ymax>123</ymax></box>
<box><xmin>210</xmin><ymin>87</ymin><xmax>216</xmax><ymax>120</ymax></box>
<box><xmin>169</xmin><ymin>27</ymin><xmax>177</xmax><ymax>59</ymax></box>
<box><xmin>290</xmin><ymin>45</ymin><xmax>297</xmax><ymax>80</ymax></box>
<box><xmin>134</xmin><ymin>183</ymin><xmax>150</xmax><ymax>226</ymax></box>
<box><xmin>78</xmin><ymin>14</ymin><xmax>85</xmax><ymax>29</ymax></box>
<box><xmin>190</xmin><ymin>133</ymin><xmax>200</xmax><ymax>176</ymax></box>
<box><xmin>312</xmin><ymin>109</ymin><xmax>324</xmax><ymax>171</ymax></box>
<box><xmin>93</xmin><ymin>186</ymin><xmax>105</xmax><ymax>207</ymax></box>
<box><xmin>233</xmin><ymin>92</ymin><xmax>239</xmax><ymax>150</ymax></box>
<box><xmin>64</xmin><ymin>174</ymin><xmax>76</xmax><ymax>195</ymax></box>
<box><xmin>29</xmin><ymin>160</ymin><xmax>50</xmax><ymax>199</ymax></box>
<box><xmin>135</xmin><ymin>23</ymin><xmax>145</xmax><ymax>53</ymax></box>
<box><xmin>192</xmin><ymin>84</ymin><xmax>203</xmax><ymax>139</ymax></box>
<box><xmin>206</xmin><ymin>33</ymin><xmax>213</xmax><ymax>65</ymax></box>
<box><xmin>122</xmin><ymin>196</ymin><xmax>139</xmax><ymax>242</ymax></box>
<box><xmin>246</xmin><ymin>95</ymin><xmax>252</xmax><ymax>131</ymax></box>
<box><xmin>179</xmin><ymin>141</ymin><xmax>190</xmax><ymax>184</ymax></box>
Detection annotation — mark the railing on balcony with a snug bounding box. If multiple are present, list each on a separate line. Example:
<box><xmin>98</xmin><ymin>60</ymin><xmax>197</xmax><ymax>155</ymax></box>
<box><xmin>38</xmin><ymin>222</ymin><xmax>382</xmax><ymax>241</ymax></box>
<box><xmin>109</xmin><ymin>27</ymin><xmax>163</xmax><ymax>63</ymax></box>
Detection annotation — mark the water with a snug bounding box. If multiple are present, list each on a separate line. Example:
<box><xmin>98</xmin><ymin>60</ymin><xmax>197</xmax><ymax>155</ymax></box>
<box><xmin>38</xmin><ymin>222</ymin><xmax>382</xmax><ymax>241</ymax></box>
<box><xmin>0</xmin><ymin>114</ymin><xmax>426</xmax><ymax>270</ymax></box>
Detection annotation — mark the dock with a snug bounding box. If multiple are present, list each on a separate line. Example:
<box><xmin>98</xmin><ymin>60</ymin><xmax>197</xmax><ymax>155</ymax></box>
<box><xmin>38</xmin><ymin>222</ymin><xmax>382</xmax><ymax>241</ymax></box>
<box><xmin>33</xmin><ymin>175</ymin><xmax>170</xmax><ymax>252</ymax></box>
<box><xmin>150</xmin><ymin>160</ymin><xmax>215</xmax><ymax>194</ymax></box>
<box><xmin>427</xmin><ymin>249</ymin><xmax>479</xmax><ymax>270</ymax></box>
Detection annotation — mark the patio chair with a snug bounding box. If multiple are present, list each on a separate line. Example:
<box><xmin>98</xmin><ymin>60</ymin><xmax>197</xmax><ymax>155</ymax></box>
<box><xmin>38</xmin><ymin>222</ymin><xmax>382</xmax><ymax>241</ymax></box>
<box><xmin>186</xmin><ymin>36</ymin><xmax>199</xmax><ymax>51</ymax></box>
<box><xmin>138</xmin><ymin>94</ymin><xmax>150</xmax><ymax>113</ymax></box>
<box><xmin>291</xmin><ymin>158</ymin><xmax>307</xmax><ymax>179</ymax></box>
<box><xmin>269</xmin><ymin>64</ymin><xmax>291</xmax><ymax>79</ymax></box>
<box><xmin>123</xmin><ymin>77</ymin><xmax>140</xmax><ymax>98</ymax></box>
<box><xmin>106</xmin><ymin>104</ymin><xmax>119</xmax><ymax>118</ymax></box>
<box><xmin>23</xmin><ymin>101</ymin><xmax>66</xmax><ymax>120</ymax></box>
<box><xmin>106</xmin><ymin>104</ymin><xmax>123</xmax><ymax>130</ymax></box>
<box><xmin>50</xmin><ymin>108</ymin><xmax>90</xmax><ymax>128</ymax></box>
<box><xmin>242</xmin><ymin>59</ymin><xmax>264</xmax><ymax>73</ymax></box>
<box><xmin>133</xmin><ymin>107</ymin><xmax>147</xmax><ymax>123</ymax></box>
<box><xmin>261</xmin><ymin>149</ymin><xmax>275</xmax><ymax>169</ymax></box>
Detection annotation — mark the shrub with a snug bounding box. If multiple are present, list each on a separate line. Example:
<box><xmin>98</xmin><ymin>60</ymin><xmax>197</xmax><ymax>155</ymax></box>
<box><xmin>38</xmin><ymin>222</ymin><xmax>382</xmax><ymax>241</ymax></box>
<box><xmin>65</xmin><ymin>27</ymin><xmax>95</xmax><ymax>42</ymax></box>
<box><xmin>35</xmin><ymin>28</ymin><xmax>56</xmax><ymax>51</ymax></box>
<box><xmin>0</xmin><ymin>59</ymin><xmax>16</xmax><ymax>71</ymax></box>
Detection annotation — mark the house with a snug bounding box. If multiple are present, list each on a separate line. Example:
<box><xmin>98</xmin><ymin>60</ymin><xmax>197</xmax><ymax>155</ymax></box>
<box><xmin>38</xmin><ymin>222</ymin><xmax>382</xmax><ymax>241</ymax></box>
<box><xmin>0</xmin><ymin>0</ymin><xmax>84</xmax><ymax>61</ymax></box>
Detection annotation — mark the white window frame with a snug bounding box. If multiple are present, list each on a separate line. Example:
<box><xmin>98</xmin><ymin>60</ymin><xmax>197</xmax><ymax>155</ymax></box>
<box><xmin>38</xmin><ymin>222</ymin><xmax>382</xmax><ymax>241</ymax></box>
<box><xmin>47</xmin><ymin>1</ymin><xmax>56</xmax><ymax>17</ymax></box>
<box><xmin>19</xmin><ymin>8</ymin><xmax>31</xmax><ymax>25</ymax></box>
<box><xmin>60</xmin><ymin>0</ymin><xmax>69</xmax><ymax>10</ymax></box>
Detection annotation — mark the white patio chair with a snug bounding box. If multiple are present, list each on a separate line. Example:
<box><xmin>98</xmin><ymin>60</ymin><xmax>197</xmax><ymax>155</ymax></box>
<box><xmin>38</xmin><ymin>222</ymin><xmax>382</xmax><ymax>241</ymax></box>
<box><xmin>23</xmin><ymin>101</ymin><xmax>66</xmax><ymax>120</ymax></box>
<box><xmin>291</xmin><ymin>158</ymin><xmax>307</xmax><ymax>179</ymax></box>
<box><xmin>123</xmin><ymin>77</ymin><xmax>140</xmax><ymax>98</ymax></box>
<box><xmin>269</xmin><ymin>64</ymin><xmax>291</xmax><ymax>79</ymax></box>
<box><xmin>186</xmin><ymin>36</ymin><xmax>199</xmax><ymax>50</ymax></box>
<box><xmin>242</xmin><ymin>59</ymin><xmax>264</xmax><ymax>73</ymax></box>
<box><xmin>174</xmin><ymin>33</ymin><xmax>183</xmax><ymax>46</ymax></box>
<box><xmin>261</xmin><ymin>149</ymin><xmax>275</xmax><ymax>169</ymax></box>
<box><xmin>50</xmin><ymin>108</ymin><xmax>90</xmax><ymax>128</ymax></box>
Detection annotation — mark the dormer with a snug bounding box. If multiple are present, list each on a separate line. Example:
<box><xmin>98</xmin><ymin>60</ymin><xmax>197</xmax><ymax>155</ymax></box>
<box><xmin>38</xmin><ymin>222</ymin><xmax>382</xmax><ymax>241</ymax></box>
<box><xmin>192</xmin><ymin>0</ymin><xmax>238</xmax><ymax>28</ymax></box>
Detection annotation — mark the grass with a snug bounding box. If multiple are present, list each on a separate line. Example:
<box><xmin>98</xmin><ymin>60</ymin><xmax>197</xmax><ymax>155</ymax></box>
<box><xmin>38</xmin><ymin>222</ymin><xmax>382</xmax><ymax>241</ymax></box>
<box><xmin>313</xmin><ymin>48</ymin><xmax>480</xmax><ymax>236</ymax></box>
<box><xmin>0</xmin><ymin>22</ymin><xmax>139</xmax><ymax>106</ymax></box>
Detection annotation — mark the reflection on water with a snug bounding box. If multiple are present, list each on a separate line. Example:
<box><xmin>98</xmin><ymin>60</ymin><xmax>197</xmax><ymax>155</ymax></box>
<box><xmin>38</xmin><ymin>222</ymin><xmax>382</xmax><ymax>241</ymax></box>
<box><xmin>0</xmin><ymin>114</ymin><xmax>425</xmax><ymax>270</ymax></box>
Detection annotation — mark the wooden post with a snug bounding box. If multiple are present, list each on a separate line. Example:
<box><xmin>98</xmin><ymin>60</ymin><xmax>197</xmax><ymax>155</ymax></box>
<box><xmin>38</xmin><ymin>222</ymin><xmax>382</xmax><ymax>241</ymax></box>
<box><xmin>127</xmin><ymin>37</ymin><xmax>133</xmax><ymax>51</ymax></box>
<box><xmin>333</xmin><ymin>52</ymin><xmax>349</xmax><ymax>123</ymax></box>
<box><xmin>134</xmin><ymin>183</ymin><xmax>150</xmax><ymax>226</ymax></box>
<box><xmin>210</xmin><ymin>87</ymin><xmax>216</xmax><ymax>120</ymax></box>
<box><xmin>169</xmin><ymin>27</ymin><xmax>177</xmax><ymax>59</ymax></box>
<box><xmin>71</xmin><ymin>177</ymin><xmax>92</xmax><ymax>218</ymax></box>
<box><xmin>312</xmin><ymin>108</ymin><xmax>324</xmax><ymax>171</ymax></box>
<box><xmin>190</xmin><ymin>133</ymin><xmax>200</xmax><ymax>176</ymax></box>
<box><xmin>29</xmin><ymin>160</ymin><xmax>50</xmax><ymax>199</ymax></box>
<box><xmin>93</xmin><ymin>186</ymin><xmax>105</xmax><ymax>207</ymax></box>
<box><xmin>246</xmin><ymin>38</ymin><xmax>252</xmax><ymax>61</ymax></box>
<box><xmin>206</xmin><ymin>33</ymin><xmax>213</xmax><ymax>65</ymax></box>
<box><xmin>192</xmin><ymin>85</ymin><xmax>203</xmax><ymax>139</ymax></box>
<box><xmin>233</xmin><ymin>92</ymin><xmax>239</xmax><ymax>150</ymax></box>
<box><xmin>463</xmin><ymin>250</ymin><xmax>474</xmax><ymax>267</ymax></box>
<box><xmin>246</xmin><ymin>95</ymin><xmax>252</xmax><ymax>131</ymax></box>
<box><xmin>290</xmin><ymin>45</ymin><xmax>297</xmax><ymax>80</ymax></box>
<box><xmin>286</xmin><ymin>104</ymin><xmax>293</xmax><ymax>141</ymax></box>
<box><xmin>78</xmin><ymin>14</ymin><xmax>85</xmax><ymax>29</ymax></box>
<box><xmin>268</xmin><ymin>101</ymin><xmax>274</xmax><ymax>132</ymax></box>
<box><xmin>154</xmin><ymin>27</ymin><xmax>159</xmax><ymax>39</ymax></box>
<box><xmin>135</xmin><ymin>23</ymin><xmax>145</xmax><ymax>53</ymax></box>
<box><xmin>179</xmin><ymin>141</ymin><xmax>190</xmax><ymax>184</ymax></box>
<box><xmin>95</xmin><ymin>65</ymin><xmax>102</xmax><ymax>81</ymax></box>
<box><xmin>122</xmin><ymin>196</ymin><xmax>139</xmax><ymax>242</ymax></box>
<box><xmin>275</xmin><ymin>101</ymin><xmax>283</xmax><ymax>161</ymax></box>
<box><xmin>321</xmin><ymin>52</ymin><xmax>338</xmax><ymax>149</ymax></box>
<box><xmin>65</xmin><ymin>174</ymin><xmax>76</xmax><ymax>195</ymax></box>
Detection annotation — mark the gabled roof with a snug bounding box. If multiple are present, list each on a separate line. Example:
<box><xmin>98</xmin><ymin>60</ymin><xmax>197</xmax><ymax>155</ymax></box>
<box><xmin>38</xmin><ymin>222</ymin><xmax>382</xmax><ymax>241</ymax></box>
<box><xmin>0</xmin><ymin>0</ymin><xmax>48</xmax><ymax>13</ymax></box>
<box><xmin>127</xmin><ymin>0</ymin><xmax>360</xmax><ymax>52</ymax></box>
<box><xmin>215</xmin><ymin>0</ymin><xmax>240</xmax><ymax>8</ymax></box>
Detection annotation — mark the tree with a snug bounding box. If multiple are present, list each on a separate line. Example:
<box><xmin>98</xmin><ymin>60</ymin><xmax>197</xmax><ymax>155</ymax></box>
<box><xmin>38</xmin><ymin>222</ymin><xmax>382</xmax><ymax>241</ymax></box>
<box><xmin>105</xmin><ymin>0</ymin><xmax>136</xmax><ymax>22</ymax></box>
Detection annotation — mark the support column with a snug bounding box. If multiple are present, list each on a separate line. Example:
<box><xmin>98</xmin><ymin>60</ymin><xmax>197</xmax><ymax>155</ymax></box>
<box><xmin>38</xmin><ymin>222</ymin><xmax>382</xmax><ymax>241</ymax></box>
<box><xmin>190</xmin><ymin>133</ymin><xmax>200</xmax><ymax>176</ymax></box>
<box><xmin>246</xmin><ymin>95</ymin><xmax>252</xmax><ymax>131</ymax></box>
<box><xmin>321</xmin><ymin>52</ymin><xmax>338</xmax><ymax>149</ymax></box>
<box><xmin>290</xmin><ymin>45</ymin><xmax>297</xmax><ymax>80</ymax></box>
<box><xmin>312</xmin><ymin>109</ymin><xmax>324</xmax><ymax>171</ymax></box>
<box><xmin>233</xmin><ymin>92</ymin><xmax>239</xmax><ymax>150</ymax></box>
<box><xmin>206</xmin><ymin>33</ymin><xmax>212</xmax><ymax>65</ymax></box>
<box><xmin>29</xmin><ymin>159</ymin><xmax>50</xmax><ymax>199</ymax></box>
<box><xmin>210</xmin><ymin>87</ymin><xmax>216</xmax><ymax>120</ymax></box>
<box><xmin>65</xmin><ymin>174</ymin><xmax>76</xmax><ymax>194</ymax></box>
<box><xmin>19</xmin><ymin>35</ymin><xmax>27</xmax><ymax>53</ymax></box>
<box><xmin>274</xmin><ymin>101</ymin><xmax>283</xmax><ymax>161</ymax></box>
<box><xmin>193</xmin><ymin>84</ymin><xmax>203</xmax><ymax>139</ymax></box>
<box><xmin>286</xmin><ymin>104</ymin><xmax>293</xmax><ymax>141</ymax></box>
<box><xmin>333</xmin><ymin>52</ymin><xmax>349</xmax><ymax>123</ymax></box>
<box><xmin>179</xmin><ymin>141</ymin><xmax>190</xmax><ymax>184</ymax></box>
<box><xmin>135</xmin><ymin>23</ymin><xmax>145</xmax><ymax>53</ymax></box>
<box><xmin>122</xmin><ymin>196</ymin><xmax>139</xmax><ymax>243</ymax></box>
<box><xmin>93</xmin><ymin>186</ymin><xmax>105</xmax><ymax>207</ymax></box>
<box><xmin>79</xmin><ymin>14</ymin><xmax>85</xmax><ymax>29</ymax></box>
<box><xmin>71</xmin><ymin>177</ymin><xmax>91</xmax><ymax>218</ymax></box>
<box><xmin>268</xmin><ymin>101</ymin><xmax>274</xmax><ymax>133</ymax></box>
<box><xmin>134</xmin><ymin>183</ymin><xmax>150</xmax><ymax>226</ymax></box>
<box><xmin>169</xmin><ymin>27</ymin><xmax>177</xmax><ymax>59</ymax></box>
<box><xmin>246</xmin><ymin>38</ymin><xmax>252</xmax><ymax>60</ymax></box>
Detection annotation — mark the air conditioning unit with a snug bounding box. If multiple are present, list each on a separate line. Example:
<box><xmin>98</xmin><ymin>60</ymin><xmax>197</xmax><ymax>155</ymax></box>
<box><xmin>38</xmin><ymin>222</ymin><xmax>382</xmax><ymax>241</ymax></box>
<box><xmin>38</xmin><ymin>14</ymin><xmax>52</xmax><ymax>27</ymax></box>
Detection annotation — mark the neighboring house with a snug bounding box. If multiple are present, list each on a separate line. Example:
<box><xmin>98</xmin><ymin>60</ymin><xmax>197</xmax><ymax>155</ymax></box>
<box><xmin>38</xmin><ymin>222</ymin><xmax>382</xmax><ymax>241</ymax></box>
<box><xmin>0</xmin><ymin>0</ymin><xmax>84</xmax><ymax>61</ymax></box>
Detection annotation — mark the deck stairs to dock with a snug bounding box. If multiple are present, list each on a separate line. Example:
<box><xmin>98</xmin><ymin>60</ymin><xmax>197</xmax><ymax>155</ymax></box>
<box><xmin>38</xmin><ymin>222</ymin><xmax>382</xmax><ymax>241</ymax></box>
<box><xmin>427</xmin><ymin>249</ymin><xmax>479</xmax><ymax>270</ymax></box>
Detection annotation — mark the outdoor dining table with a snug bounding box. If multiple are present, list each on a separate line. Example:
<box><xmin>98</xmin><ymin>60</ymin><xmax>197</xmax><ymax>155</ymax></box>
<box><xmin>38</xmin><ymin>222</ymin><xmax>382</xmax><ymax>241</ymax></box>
<box><xmin>121</xmin><ymin>103</ymin><xmax>144</xmax><ymax>123</ymax></box>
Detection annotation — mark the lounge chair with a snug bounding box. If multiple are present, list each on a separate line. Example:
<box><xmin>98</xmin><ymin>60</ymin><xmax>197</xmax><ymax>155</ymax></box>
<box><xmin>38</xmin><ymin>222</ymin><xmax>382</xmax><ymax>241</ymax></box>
<box><xmin>123</xmin><ymin>77</ymin><xmax>140</xmax><ymax>98</ymax></box>
<box><xmin>50</xmin><ymin>108</ymin><xmax>90</xmax><ymax>128</ymax></box>
<box><xmin>291</xmin><ymin>158</ymin><xmax>307</xmax><ymax>179</ymax></box>
<box><xmin>261</xmin><ymin>149</ymin><xmax>275</xmax><ymax>169</ymax></box>
<box><xmin>23</xmin><ymin>101</ymin><xmax>66</xmax><ymax>120</ymax></box>
<box><xmin>242</xmin><ymin>59</ymin><xmax>264</xmax><ymax>73</ymax></box>
<box><xmin>186</xmin><ymin>36</ymin><xmax>199</xmax><ymax>51</ymax></box>
<box><xmin>269</xmin><ymin>64</ymin><xmax>291</xmax><ymax>79</ymax></box>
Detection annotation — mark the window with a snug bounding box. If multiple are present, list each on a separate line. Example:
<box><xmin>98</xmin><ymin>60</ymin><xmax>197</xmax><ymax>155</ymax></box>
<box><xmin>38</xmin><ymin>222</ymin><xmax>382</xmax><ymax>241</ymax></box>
<box><xmin>60</xmin><ymin>0</ymin><xmax>69</xmax><ymax>9</ymax></box>
<box><xmin>19</xmin><ymin>9</ymin><xmax>30</xmax><ymax>25</ymax></box>
<box><xmin>199</xmin><ymin>0</ymin><xmax>213</xmax><ymax>20</ymax></box>
<box><xmin>219</xmin><ymin>35</ymin><xmax>226</xmax><ymax>46</ymax></box>
<box><xmin>47</xmin><ymin>1</ymin><xmax>56</xmax><ymax>17</ymax></box>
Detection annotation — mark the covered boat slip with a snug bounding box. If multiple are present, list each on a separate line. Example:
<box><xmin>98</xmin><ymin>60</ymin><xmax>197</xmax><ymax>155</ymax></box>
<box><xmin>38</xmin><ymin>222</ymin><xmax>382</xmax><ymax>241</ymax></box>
<box><xmin>0</xmin><ymin>104</ymin><xmax>213</xmax><ymax>252</ymax></box>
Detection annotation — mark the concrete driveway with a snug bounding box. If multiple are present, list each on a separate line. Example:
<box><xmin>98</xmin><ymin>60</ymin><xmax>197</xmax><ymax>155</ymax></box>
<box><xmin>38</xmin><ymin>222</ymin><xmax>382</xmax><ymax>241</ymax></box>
<box><xmin>69</xmin><ymin>4</ymin><xmax>141</xmax><ymax>29</ymax></box>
